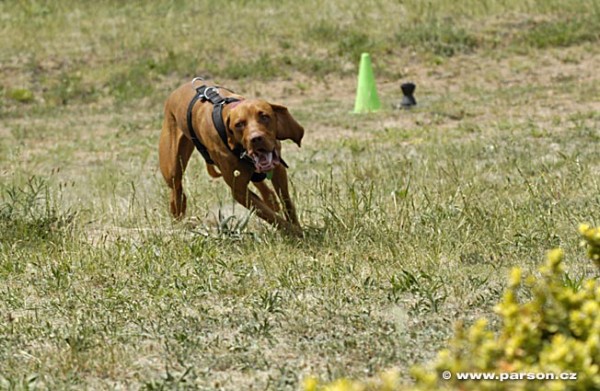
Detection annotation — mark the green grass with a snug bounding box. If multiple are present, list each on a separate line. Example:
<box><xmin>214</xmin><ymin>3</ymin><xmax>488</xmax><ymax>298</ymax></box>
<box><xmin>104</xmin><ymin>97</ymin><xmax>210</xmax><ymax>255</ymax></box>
<box><xmin>1</xmin><ymin>0</ymin><xmax>600</xmax><ymax>389</ymax></box>
<box><xmin>2</xmin><ymin>0</ymin><xmax>598</xmax><ymax>107</ymax></box>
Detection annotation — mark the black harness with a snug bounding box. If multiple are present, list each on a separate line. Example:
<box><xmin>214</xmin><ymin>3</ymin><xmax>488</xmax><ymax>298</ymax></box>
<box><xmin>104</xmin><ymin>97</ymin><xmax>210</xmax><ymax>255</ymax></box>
<box><xmin>186</xmin><ymin>80</ymin><xmax>268</xmax><ymax>182</ymax></box>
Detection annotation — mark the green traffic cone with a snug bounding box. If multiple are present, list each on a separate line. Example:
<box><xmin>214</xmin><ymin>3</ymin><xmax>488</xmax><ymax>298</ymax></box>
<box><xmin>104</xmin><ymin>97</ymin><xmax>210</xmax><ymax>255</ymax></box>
<box><xmin>353</xmin><ymin>53</ymin><xmax>381</xmax><ymax>113</ymax></box>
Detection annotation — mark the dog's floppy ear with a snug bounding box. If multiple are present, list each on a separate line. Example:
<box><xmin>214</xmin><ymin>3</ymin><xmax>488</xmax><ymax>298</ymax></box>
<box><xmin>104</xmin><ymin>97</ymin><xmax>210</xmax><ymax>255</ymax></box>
<box><xmin>270</xmin><ymin>103</ymin><xmax>304</xmax><ymax>147</ymax></box>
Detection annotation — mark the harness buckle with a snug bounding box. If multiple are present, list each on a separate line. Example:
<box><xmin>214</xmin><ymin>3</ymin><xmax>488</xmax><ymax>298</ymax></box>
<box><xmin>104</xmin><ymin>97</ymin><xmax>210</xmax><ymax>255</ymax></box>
<box><xmin>239</xmin><ymin>150</ymin><xmax>253</xmax><ymax>163</ymax></box>
<box><xmin>202</xmin><ymin>86</ymin><xmax>219</xmax><ymax>102</ymax></box>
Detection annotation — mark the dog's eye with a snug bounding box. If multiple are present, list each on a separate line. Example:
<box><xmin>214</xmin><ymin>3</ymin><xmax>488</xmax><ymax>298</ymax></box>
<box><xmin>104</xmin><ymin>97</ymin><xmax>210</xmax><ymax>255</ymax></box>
<box><xmin>259</xmin><ymin>113</ymin><xmax>270</xmax><ymax>123</ymax></box>
<box><xmin>235</xmin><ymin>121</ymin><xmax>246</xmax><ymax>130</ymax></box>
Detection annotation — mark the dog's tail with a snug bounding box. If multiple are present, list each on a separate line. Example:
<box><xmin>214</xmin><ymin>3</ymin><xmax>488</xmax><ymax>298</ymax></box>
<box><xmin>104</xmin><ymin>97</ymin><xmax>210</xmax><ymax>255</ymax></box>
<box><xmin>206</xmin><ymin>164</ymin><xmax>222</xmax><ymax>178</ymax></box>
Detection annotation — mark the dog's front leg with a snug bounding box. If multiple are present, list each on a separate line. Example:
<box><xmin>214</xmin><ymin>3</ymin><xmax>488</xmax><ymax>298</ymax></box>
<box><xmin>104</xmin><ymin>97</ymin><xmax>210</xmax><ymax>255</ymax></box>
<box><xmin>227</xmin><ymin>171</ymin><xmax>302</xmax><ymax>236</ymax></box>
<box><xmin>270</xmin><ymin>165</ymin><xmax>300</xmax><ymax>227</ymax></box>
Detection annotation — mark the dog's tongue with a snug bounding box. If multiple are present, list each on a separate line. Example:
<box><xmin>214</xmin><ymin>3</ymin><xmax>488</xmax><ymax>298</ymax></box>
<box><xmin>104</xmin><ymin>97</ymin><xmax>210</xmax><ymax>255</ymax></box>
<box><xmin>258</xmin><ymin>152</ymin><xmax>272</xmax><ymax>165</ymax></box>
<box><xmin>253</xmin><ymin>151</ymin><xmax>277</xmax><ymax>172</ymax></box>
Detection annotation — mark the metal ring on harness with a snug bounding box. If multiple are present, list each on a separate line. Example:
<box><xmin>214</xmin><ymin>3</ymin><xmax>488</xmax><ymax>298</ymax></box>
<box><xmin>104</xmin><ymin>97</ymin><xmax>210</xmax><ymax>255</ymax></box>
<box><xmin>191</xmin><ymin>77</ymin><xmax>205</xmax><ymax>87</ymax></box>
<box><xmin>202</xmin><ymin>86</ymin><xmax>219</xmax><ymax>101</ymax></box>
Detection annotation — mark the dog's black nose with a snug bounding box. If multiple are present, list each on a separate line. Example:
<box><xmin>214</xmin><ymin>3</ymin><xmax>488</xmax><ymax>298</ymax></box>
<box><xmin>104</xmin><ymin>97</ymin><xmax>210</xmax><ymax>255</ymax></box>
<box><xmin>250</xmin><ymin>135</ymin><xmax>264</xmax><ymax>145</ymax></box>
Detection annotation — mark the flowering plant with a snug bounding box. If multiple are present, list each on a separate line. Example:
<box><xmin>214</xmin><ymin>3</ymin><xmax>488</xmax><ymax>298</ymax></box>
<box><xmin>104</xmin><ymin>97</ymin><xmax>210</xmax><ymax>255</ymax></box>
<box><xmin>306</xmin><ymin>225</ymin><xmax>600</xmax><ymax>391</ymax></box>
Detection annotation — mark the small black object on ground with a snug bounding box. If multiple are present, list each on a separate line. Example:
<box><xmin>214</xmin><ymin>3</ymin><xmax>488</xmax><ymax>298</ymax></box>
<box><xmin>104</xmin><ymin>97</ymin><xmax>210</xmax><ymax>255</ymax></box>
<box><xmin>400</xmin><ymin>82</ymin><xmax>417</xmax><ymax>108</ymax></box>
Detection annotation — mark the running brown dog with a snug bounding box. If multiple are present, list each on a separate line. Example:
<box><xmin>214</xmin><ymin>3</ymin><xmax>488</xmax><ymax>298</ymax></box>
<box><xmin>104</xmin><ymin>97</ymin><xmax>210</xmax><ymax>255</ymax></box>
<box><xmin>158</xmin><ymin>79</ymin><xmax>304</xmax><ymax>236</ymax></box>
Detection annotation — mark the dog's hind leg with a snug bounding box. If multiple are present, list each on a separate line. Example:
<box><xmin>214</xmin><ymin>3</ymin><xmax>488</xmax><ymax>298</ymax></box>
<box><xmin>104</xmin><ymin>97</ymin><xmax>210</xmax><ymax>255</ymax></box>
<box><xmin>159</xmin><ymin>113</ymin><xmax>194</xmax><ymax>218</ymax></box>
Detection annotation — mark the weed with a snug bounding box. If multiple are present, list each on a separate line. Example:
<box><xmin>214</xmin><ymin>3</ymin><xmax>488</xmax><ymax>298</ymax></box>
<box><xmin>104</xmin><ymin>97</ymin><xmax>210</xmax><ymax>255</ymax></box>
<box><xmin>215</xmin><ymin>205</ymin><xmax>255</xmax><ymax>239</ymax></box>
<box><xmin>563</xmin><ymin>271</ymin><xmax>585</xmax><ymax>291</ymax></box>
<box><xmin>521</xmin><ymin>16</ymin><xmax>600</xmax><ymax>49</ymax></box>
<box><xmin>338</xmin><ymin>32</ymin><xmax>375</xmax><ymax>60</ymax></box>
<box><xmin>0</xmin><ymin>177</ymin><xmax>74</xmax><ymax>245</ymax></box>
<box><xmin>257</xmin><ymin>289</ymin><xmax>284</xmax><ymax>314</ymax></box>
<box><xmin>396</xmin><ymin>19</ymin><xmax>479</xmax><ymax>57</ymax></box>
<box><xmin>7</xmin><ymin>88</ymin><xmax>34</xmax><ymax>103</ymax></box>
<box><xmin>43</xmin><ymin>72</ymin><xmax>98</xmax><ymax>106</ymax></box>
<box><xmin>241</xmin><ymin>311</ymin><xmax>275</xmax><ymax>339</ymax></box>
<box><xmin>108</xmin><ymin>62</ymin><xmax>157</xmax><ymax>104</ymax></box>
<box><xmin>389</xmin><ymin>270</ymin><xmax>448</xmax><ymax>314</ymax></box>
<box><xmin>220</xmin><ymin>54</ymin><xmax>282</xmax><ymax>80</ymax></box>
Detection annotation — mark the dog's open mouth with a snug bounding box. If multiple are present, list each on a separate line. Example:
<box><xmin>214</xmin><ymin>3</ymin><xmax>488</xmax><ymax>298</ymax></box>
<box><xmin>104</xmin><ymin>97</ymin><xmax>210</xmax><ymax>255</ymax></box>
<box><xmin>250</xmin><ymin>149</ymin><xmax>281</xmax><ymax>173</ymax></box>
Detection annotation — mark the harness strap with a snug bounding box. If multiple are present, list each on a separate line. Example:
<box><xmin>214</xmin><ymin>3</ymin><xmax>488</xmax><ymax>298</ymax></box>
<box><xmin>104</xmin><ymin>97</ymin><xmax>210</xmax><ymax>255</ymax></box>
<box><xmin>186</xmin><ymin>91</ymin><xmax>215</xmax><ymax>164</ymax></box>
<box><xmin>203</xmin><ymin>86</ymin><xmax>240</xmax><ymax>148</ymax></box>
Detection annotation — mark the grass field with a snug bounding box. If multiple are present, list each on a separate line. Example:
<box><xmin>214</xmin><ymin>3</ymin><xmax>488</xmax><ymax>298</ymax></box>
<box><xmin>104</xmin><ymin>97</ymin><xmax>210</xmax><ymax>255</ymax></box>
<box><xmin>1</xmin><ymin>0</ymin><xmax>599</xmax><ymax>389</ymax></box>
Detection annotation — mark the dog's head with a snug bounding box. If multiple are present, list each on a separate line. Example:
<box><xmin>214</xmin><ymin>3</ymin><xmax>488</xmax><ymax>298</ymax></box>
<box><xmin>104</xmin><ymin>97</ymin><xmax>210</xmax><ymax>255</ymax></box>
<box><xmin>226</xmin><ymin>99</ymin><xmax>304</xmax><ymax>172</ymax></box>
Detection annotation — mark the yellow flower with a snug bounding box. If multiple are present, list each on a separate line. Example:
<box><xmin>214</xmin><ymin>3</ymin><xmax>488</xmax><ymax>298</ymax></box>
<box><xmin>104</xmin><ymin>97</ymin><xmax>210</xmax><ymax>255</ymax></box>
<box><xmin>323</xmin><ymin>378</ymin><xmax>362</xmax><ymax>391</ymax></box>
<box><xmin>547</xmin><ymin>248</ymin><xmax>564</xmax><ymax>267</ymax></box>
<box><xmin>379</xmin><ymin>370</ymin><xmax>400</xmax><ymax>391</ymax></box>
<box><xmin>579</xmin><ymin>223</ymin><xmax>591</xmax><ymax>235</ymax></box>
<box><xmin>509</xmin><ymin>267</ymin><xmax>522</xmax><ymax>288</ymax></box>
<box><xmin>303</xmin><ymin>377</ymin><xmax>318</xmax><ymax>391</ymax></box>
